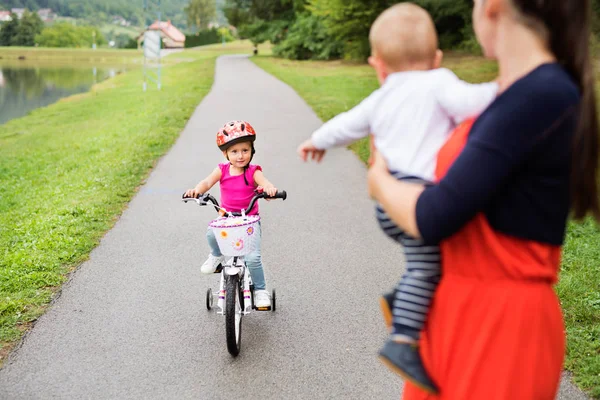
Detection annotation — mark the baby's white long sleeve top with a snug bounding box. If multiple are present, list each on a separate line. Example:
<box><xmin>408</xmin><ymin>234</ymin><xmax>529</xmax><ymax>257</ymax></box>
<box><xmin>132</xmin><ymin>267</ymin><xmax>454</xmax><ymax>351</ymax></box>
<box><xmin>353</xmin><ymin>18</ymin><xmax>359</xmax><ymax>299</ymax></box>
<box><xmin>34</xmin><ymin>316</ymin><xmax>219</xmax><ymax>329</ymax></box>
<box><xmin>310</xmin><ymin>68</ymin><xmax>498</xmax><ymax>181</ymax></box>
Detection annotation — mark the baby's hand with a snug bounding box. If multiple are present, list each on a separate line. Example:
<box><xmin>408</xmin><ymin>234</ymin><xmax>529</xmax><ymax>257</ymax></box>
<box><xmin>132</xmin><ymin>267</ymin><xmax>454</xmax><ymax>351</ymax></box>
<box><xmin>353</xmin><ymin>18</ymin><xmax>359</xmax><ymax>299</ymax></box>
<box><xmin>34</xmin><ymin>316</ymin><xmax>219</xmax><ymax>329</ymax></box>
<box><xmin>297</xmin><ymin>139</ymin><xmax>326</xmax><ymax>163</ymax></box>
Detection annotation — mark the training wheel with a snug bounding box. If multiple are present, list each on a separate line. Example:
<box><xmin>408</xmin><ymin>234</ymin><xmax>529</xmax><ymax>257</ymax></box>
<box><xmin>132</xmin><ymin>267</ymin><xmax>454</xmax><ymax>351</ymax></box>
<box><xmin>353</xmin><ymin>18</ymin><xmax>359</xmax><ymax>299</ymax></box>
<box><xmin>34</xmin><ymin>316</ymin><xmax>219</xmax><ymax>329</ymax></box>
<box><xmin>271</xmin><ymin>288</ymin><xmax>276</xmax><ymax>312</ymax></box>
<box><xmin>206</xmin><ymin>288</ymin><xmax>214</xmax><ymax>310</ymax></box>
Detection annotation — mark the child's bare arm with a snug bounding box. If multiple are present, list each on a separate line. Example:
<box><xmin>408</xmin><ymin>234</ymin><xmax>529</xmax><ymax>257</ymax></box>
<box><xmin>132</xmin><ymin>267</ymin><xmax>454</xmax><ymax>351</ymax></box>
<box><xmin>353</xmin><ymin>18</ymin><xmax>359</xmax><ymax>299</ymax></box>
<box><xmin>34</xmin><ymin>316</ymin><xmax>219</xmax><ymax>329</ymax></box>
<box><xmin>184</xmin><ymin>167</ymin><xmax>221</xmax><ymax>198</ymax></box>
<box><xmin>253</xmin><ymin>170</ymin><xmax>277</xmax><ymax>197</ymax></box>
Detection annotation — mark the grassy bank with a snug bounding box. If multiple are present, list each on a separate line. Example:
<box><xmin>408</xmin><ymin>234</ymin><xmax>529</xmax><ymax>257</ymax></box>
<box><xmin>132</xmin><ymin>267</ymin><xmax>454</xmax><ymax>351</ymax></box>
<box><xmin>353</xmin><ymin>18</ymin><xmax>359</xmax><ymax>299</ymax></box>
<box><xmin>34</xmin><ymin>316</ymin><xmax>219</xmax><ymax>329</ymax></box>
<box><xmin>0</xmin><ymin>41</ymin><xmax>260</xmax><ymax>363</ymax></box>
<box><xmin>0</xmin><ymin>47</ymin><xmax>144</xmax><ymax>65</ymax></box>
<box><xmin>252</xmin><ymin>54</ymin><xmax>600</xmax><ymax>398</ymax></box>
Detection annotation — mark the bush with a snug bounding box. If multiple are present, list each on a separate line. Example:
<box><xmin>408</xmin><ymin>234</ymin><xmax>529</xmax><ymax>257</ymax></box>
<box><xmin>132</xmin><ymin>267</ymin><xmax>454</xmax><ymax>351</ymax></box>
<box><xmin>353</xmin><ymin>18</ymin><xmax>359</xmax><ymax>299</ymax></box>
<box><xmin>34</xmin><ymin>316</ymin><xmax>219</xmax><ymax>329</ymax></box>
<box><xmin>273</xmin><ymin>14</ymin><xmax>343</xmax><ymax>60</ymax></box>
<box><xmin>36</xmin><ymin>23</ymin><xmax>106</xmax><ymax>48</ymax></box>
<box><xmin>217</xmin><ymin>27</ymin><xmax>236</xmax><ymax>42</ymax></box>
<box><xmin>239</xmin><ymin>19</ymin><xmax>289</xmax><ymax>47</ymax></box>
<box><xmin>185</xmin><ymin>28</ymin><xmax>225</xmax><ymax>48</ymax></box>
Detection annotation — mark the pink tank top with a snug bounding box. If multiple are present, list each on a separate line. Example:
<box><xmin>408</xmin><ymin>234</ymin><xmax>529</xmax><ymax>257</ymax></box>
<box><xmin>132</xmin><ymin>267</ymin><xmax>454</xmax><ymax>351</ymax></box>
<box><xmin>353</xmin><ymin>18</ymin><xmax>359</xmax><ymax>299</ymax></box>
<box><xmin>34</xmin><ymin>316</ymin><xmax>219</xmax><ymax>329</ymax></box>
<box><xmin>219</xmin><ymin>163</ymin><xmax>262</xmax><ymax>215</ymax></box>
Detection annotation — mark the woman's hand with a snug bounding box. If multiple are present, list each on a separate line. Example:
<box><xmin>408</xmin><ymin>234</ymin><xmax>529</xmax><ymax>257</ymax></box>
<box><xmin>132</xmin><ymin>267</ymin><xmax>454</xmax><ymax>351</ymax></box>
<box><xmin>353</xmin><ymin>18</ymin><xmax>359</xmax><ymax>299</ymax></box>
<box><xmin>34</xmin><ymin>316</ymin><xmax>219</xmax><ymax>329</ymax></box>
<box><xmin>367</xmin><ymin>148</ymin><xmax>388</xmax><ymax>201</ymax></box>
<box><xmin>367</xmin><ymin>147</ymin><xmax>424</xmax><ymax>238</ymax></box>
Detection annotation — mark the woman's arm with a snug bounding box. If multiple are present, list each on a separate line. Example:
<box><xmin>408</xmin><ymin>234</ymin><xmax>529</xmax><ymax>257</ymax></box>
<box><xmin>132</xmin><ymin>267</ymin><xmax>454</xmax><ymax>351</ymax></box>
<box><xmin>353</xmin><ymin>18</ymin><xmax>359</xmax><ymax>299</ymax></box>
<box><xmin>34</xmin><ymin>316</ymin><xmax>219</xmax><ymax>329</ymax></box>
<box><xmin>253</xmin><ymin>170</ymin><xmax>277</xmax><ymax>196</ymax></box>
<box><xmin>368</xmin><ymin>84</ymin><xmax>578</xmax><ymax>244</ymax></box>
<box><xmin>368</xmin><ymin>150</ymin><xmax>425</xmax><ymax>238</ymax></box>
<box><xmin>184</xmin><ymin>167</ymin><xmax>221</xmax><ymax>198</ymax></box>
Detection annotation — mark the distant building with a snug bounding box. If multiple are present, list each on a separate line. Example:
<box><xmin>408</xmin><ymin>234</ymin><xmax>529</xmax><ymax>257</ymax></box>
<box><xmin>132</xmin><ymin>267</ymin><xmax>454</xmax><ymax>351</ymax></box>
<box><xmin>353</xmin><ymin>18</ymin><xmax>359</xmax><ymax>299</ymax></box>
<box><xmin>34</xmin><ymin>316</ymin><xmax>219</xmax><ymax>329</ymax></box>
<box><xmin>10</xmin><ymin>8</ymin><xmax>25</xmax><ymax>19</ymax></box>
<box><xmin>37</xmin><ymin>8</ymin><xmax>56</xmax><ymax>22</ymax></box>
<box><xmin>6</xmin><ymin>8</ymin><xmax>55</xmax><ymax>21</ymax></box>
<box><xmin>0</xmin><ymin>11</ymin><xmax>12</xmax><ymax>22</ymax></box>
<box><xmin>111</xmin><ymin>15</ymin><xmax>130</xmax><ymax>27</ymax></box>
<box><xmin>137</xmin><ymin>20</ymin><xmax>185</xmax><ymax>49</ymax></box>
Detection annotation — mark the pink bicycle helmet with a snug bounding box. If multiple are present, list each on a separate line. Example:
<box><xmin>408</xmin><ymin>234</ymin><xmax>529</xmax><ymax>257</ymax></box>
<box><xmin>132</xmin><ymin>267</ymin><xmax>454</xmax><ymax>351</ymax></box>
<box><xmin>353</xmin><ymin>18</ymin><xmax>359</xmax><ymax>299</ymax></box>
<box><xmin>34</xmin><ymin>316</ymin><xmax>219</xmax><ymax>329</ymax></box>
<box><xmin>216</xmin><ymin>120</ymin><xmax>256</xmax><ymax>150</ymax></box>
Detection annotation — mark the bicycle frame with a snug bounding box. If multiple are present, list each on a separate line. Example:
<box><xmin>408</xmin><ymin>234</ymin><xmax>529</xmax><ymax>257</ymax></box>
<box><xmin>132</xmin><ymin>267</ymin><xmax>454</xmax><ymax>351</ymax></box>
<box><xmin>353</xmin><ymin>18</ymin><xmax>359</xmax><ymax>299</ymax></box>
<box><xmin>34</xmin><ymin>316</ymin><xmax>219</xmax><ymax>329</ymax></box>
<box><xmin>183</xmin><ymin>189</ymin><xmax>286</xmax><ymax>314</ymax></box>
<box><xmin>183</xmin><ymin>189</ymin><xmax>286</xmax><ymax>356</ymax></box>
<box><xmin>216</xmin><ymin>255</ymin><xmax>253</xmax><ymax>315</ymax></box>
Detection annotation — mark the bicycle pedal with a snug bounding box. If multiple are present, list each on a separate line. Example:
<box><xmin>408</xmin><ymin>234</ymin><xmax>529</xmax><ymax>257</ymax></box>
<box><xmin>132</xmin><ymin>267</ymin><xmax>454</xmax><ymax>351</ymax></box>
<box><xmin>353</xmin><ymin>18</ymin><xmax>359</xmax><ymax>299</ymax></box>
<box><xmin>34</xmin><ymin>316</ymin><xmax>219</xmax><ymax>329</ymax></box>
<box><xmin>214</xmin><ymin>264</ymin><xmax>223</xmax><ymax>273</ymax></box>
<box><xmin>255</xmin><ymin>306</ymin><xmax>271</xmax><ymax>311</ymax></box>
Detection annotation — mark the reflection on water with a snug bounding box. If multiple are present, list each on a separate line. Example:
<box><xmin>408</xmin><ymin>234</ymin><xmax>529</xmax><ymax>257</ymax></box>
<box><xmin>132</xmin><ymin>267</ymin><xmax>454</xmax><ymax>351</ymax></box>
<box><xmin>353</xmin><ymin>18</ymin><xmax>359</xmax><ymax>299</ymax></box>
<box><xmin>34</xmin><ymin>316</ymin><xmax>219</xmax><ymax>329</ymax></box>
<box><xmin>0</xmin><ymin>65</ymin><xmax>126</xmax><ymax>125</ymax></box>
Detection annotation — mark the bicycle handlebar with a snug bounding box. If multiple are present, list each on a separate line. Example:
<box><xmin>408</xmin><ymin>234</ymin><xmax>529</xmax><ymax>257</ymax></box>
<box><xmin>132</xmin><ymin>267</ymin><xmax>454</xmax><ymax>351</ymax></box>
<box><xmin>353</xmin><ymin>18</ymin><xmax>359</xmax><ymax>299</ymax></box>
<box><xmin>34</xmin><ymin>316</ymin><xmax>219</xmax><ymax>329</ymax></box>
<box><xmin>182</xmin><ymin>190</ymin><xmax>287</xmax><ymax>216</ymax></box>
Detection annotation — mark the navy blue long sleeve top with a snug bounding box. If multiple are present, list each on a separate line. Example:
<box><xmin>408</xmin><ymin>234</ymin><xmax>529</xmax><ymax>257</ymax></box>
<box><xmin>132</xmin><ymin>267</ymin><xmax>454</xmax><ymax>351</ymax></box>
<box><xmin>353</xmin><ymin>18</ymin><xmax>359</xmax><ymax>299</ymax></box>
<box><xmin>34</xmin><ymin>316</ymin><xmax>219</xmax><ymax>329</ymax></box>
<box><xmin>416</xmin><ymin>63</ymin><xmax>581</xmax><ymax>246</ymax></box>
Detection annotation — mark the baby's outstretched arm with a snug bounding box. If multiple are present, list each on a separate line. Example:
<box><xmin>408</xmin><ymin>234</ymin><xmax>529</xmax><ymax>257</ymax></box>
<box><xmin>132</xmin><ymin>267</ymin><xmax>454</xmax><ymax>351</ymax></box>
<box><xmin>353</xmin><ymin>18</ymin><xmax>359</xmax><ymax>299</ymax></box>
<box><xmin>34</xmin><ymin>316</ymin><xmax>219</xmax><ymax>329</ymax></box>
<box><xmin>297</xmin><ymin>139</ymin><xmax>326</xmax><ymax>163</ymax></box>
<box><xmin>184</xmin><ymin>167</ymin><xmax>221</xmax><ymax>198</ymax></box>
<box><xmin>436</xmin><ymin>69</ymin><xmax>499</xmax><ymax>123</ymax></box>
<box><xmin>299</xmin><ymin>92</ymin><xmax>376</xmax><ymax>162</ymax></box>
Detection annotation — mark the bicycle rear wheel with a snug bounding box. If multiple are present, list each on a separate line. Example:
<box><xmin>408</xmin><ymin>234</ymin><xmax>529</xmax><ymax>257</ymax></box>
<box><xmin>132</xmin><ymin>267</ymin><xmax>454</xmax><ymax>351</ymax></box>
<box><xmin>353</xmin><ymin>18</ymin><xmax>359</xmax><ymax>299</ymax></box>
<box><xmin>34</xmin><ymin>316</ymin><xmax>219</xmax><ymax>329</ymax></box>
<box><xmin>225</xmin><ymin>274</ymin><xmax>242</xmax><ymax>356</ymax></box>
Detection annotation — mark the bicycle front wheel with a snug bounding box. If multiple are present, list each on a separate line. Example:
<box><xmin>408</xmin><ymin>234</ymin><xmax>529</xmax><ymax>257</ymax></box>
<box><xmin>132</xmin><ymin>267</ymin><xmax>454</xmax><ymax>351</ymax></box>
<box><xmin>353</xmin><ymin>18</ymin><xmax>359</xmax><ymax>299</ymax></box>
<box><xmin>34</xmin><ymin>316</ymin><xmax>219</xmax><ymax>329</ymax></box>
<box><xmin>225</xmin><ymin>274</ymin><xmax>242</xmax><ymax>356</ymax></box>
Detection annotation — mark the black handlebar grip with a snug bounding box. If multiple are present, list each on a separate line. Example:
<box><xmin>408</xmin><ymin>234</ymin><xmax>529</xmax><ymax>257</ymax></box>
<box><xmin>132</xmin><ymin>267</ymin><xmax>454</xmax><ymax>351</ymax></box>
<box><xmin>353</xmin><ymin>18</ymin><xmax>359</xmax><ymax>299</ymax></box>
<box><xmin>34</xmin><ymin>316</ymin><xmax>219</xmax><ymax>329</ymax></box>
<box><xmin>271</xmin><ymin>190</ymin><xmax>287</xmax><ymax>200</ymax></box>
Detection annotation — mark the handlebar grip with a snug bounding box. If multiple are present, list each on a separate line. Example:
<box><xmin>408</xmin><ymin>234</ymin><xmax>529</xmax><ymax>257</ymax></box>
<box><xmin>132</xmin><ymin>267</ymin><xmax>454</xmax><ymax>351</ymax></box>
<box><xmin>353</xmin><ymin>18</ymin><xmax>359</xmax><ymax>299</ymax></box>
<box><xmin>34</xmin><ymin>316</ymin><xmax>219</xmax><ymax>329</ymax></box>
<box><xmin>268</xmin><ymin>190</ymin><xmax>287</xmax><ymax>200</ymax></box>
<box><xmin>181</xmin><ymin>192</ymin><xmax>203</xmax><ymax>199</ymax></box>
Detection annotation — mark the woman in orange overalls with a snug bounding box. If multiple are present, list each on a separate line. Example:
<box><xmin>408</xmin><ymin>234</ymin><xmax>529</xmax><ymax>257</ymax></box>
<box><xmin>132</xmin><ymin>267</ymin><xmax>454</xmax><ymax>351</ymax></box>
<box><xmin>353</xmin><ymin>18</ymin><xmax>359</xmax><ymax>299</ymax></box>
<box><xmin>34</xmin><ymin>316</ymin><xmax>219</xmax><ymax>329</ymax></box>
<box><xmin>367</xmin><ymin>0</ymin><xmax>600</xmax><ymax>399</ymax></box>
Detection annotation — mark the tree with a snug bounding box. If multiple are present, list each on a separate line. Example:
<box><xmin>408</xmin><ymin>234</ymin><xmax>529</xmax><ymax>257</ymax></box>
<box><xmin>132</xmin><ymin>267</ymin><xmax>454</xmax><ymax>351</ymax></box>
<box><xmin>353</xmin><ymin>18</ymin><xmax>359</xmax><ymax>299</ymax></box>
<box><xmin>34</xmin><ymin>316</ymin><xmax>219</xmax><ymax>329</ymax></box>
<box><xmin>185</xmin><ymin>0</ymin><xmax>216</xmax><ymax>31</ymax></box>
<box><xmin>35</xmin><ymin>23</ymin><xmax>106</xmax><ymax>48</ymax></box>
<box><xmin>309</xmin><ymin>0</ymin><xmax>391</xmax><ymax>60</ymax></box>
<box><xmin>309</xmin><ymin>0</ymin><xmax>475</xmax><ymax>60</ymax></box>
<box><xmin>0</xmin><ymin>13</ymin><xmax>20</xmax><ymax>46</ymax></box>
<box><xmin>12</xmin><ymin>10</ymin><xmax>44</xmax><ymax>46</ymax></box>
<box><xmin>273</xmin><ymin>13</ymin><xmax>342</xmax><ymax>60</ymax></box>
<box><xmin>223</xmin><ymin>0</ymin><xmax>252</xmax><ymax>28</ymax></box>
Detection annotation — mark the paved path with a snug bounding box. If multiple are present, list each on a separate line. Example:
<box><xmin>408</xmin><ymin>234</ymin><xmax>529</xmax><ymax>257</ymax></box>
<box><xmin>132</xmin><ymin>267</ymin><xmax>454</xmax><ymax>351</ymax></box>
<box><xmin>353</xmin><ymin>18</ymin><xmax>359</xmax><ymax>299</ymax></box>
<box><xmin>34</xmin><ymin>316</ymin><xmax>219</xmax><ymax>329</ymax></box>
<box><xmin>0</xmin><ymin>55</ymin><xmax>589</xmax><ymax>400</ymax></box>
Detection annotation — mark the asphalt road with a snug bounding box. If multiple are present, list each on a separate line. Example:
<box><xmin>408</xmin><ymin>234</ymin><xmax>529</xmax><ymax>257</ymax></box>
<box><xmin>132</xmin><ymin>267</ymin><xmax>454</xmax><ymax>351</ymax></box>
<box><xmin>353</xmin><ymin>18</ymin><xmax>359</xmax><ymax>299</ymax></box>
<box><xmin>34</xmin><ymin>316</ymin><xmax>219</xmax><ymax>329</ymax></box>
<box><xmin>0</xmin><ymin>55</ymin><xmax>589</xmax><ymax>400</ymax></box>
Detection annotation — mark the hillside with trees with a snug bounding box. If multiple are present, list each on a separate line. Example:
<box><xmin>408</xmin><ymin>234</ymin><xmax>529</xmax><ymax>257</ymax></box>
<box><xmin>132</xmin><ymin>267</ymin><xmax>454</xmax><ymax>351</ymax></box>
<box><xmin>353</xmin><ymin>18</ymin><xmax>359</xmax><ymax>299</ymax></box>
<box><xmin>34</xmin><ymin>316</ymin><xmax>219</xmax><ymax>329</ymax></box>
<box><xmin>0</xmin><ymin>0</ymin><xmax>189</xmax><ymax>28</ymax></box>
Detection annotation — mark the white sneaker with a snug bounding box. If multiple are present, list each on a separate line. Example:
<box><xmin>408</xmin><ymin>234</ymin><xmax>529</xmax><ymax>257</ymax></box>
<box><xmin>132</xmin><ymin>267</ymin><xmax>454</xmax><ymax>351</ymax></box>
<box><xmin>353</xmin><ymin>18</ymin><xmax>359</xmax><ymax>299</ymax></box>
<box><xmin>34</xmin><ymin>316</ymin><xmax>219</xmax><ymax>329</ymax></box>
<box><xmin>200</xmin><ymin>254</ymin><xmax>224</xmax><ymax>274</ymax></box>
<box><xmin>254</xmin><ymin>290</ymin><xmax>271</xmax><ymax>308</ymax></box>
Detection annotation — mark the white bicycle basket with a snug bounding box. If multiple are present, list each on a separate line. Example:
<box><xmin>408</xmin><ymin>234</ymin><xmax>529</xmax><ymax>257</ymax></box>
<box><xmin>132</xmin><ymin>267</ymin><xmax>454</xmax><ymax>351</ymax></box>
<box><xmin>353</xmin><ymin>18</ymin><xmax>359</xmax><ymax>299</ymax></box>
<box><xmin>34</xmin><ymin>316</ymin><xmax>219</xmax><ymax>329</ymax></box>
<box><xmin>209</xmin><ymin>215</ymin><xmax>260</xmax><ymax>256</ymax></box>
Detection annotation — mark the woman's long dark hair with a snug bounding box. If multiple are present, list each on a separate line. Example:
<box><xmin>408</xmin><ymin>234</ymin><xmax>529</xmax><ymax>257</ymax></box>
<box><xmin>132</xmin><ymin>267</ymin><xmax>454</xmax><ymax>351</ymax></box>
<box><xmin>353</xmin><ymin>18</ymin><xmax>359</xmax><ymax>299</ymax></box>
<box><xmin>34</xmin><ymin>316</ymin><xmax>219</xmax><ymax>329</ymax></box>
<box><xmin>512</xmin><ymin>0</ymin><xmax>600</xmax><ymax>221</ymax></box>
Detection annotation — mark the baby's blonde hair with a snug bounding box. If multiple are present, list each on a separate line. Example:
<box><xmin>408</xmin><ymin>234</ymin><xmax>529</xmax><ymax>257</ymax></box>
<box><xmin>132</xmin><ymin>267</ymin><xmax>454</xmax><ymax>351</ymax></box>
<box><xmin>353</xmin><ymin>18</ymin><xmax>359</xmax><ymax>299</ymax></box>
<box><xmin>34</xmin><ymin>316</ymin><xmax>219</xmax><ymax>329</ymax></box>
<box><xmin>369</xmin><ymin>2</ymin><xmax>438</xmax><ymax>71</ymax></box>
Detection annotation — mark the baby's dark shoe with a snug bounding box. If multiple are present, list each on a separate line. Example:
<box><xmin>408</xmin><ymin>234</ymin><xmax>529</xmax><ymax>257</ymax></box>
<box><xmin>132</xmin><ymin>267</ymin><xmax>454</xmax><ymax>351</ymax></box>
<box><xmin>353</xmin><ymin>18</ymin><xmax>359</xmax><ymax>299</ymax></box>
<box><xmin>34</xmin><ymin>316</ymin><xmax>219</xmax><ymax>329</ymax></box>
<box><xmin>379</xmin><ymin>291</ymin><xmax>394</xmax><ymax>331</ymax></box>
<box><xmin>379</xmin><ymin>340</ymin><xmax>439</xmax><ymax>395</ymax></box>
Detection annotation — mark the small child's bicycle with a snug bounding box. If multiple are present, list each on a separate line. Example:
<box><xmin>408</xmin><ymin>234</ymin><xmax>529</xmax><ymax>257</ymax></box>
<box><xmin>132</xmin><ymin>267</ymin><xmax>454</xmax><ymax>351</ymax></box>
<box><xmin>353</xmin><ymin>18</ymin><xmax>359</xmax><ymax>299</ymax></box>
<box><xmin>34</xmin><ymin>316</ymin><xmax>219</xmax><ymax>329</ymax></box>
<box><xmin>182</xmin><ymin>189</ymin><xmax>287</xmax><ymax>356</ymax></box>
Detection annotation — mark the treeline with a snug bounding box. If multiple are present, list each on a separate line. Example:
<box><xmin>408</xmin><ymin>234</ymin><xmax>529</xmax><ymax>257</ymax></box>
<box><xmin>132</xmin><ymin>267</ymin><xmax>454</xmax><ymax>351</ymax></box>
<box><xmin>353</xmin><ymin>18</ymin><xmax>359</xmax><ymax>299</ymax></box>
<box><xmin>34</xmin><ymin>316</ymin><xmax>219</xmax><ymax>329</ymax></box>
<box><xmin>0</xmin><ymin>10</ymin><xmax>42</xmax><ymax>46</ymax></box>
<box><xmin>0</xmin><ymin>0</ymin><xmax>188</xmax><ymax>27</ymax></box>
<box><xmin>0</xmin><ymin>10</ymin><xmax>105</xmax><ymax>47</ymax></box>
<box><xmin>225</xmin><ymin>0</ymin><xmax>600</xmax><ymax>61</ymax></box>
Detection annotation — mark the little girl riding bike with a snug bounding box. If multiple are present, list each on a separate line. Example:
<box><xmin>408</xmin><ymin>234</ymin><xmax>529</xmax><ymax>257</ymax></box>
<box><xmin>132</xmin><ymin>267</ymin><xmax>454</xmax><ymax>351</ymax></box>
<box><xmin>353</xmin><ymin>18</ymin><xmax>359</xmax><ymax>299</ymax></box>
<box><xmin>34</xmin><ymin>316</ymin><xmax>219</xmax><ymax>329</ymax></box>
<box><xmin>184</xmin><ymin>120</ymin><xmax>278</xmax><ymax>309</ymax></box>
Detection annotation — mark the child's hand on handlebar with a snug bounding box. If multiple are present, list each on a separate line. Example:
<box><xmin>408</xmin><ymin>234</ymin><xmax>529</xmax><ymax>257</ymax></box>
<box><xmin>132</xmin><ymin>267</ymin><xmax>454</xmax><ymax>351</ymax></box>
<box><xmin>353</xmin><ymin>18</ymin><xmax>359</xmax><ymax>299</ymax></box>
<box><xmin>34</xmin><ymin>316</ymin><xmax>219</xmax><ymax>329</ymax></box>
<box><xmin>184</xmin><ymin>188</ymin><xmax>202</xmax><ymax>198</ymax></box>
<box><xmin>257</xmin><ymin>185</ymin><xmax>277</xmax><ymax>198</ymax></box>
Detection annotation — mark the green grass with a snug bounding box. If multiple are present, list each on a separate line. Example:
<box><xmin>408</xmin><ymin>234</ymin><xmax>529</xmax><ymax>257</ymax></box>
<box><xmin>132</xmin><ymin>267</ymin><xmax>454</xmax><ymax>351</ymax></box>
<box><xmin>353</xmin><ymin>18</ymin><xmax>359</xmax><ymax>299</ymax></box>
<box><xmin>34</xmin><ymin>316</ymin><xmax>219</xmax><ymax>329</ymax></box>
<box><xmin>0</xmin><ymin>46</ymin><xmax>145</xmax><ymax>65</ymax></box>
<box><xmin>559</xmin><ymin>219</ymin><xmax>600</xmax><ymax>398</ymax></box>
<box><xmin>0</xmin><ymin>40</ymin><xmax>261</xmax><ymax>363</ymax></box>
<box><xmin>252</xmin><ymin>53</ymin><xmax>599</xmax><ymax>398</ymax></box>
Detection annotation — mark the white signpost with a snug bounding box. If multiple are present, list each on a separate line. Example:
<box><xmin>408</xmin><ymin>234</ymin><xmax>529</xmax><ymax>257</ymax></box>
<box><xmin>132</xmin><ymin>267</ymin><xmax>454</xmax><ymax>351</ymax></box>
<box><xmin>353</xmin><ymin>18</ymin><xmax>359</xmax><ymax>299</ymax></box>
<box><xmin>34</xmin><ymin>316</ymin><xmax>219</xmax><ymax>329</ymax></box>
<box><xmin>142</xmin><ymin>0</ymin><xmax>163</xmax><ymax>92</ymax></box>
<box><xmin>144</xmin><ymin>30</ymin><xmax>161</xmax><ymax>59</ymax></box>
<box><xmin>143</xmin><ymin>30</ymin><xmax>162</xmax><ymax>91</ymax></box>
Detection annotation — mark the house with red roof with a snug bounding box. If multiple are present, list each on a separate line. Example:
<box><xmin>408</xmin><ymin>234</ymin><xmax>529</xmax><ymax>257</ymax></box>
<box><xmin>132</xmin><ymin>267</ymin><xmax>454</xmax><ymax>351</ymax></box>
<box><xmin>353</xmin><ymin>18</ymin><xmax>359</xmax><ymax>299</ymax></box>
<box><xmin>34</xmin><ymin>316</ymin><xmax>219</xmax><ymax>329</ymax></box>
<box><xmin>0</xmin><ymin>11</ymin><xmax>12</xmax><ymax>22</ymax></box>
<box><xmin>138</xmin><ymin>20</ymin><xmax>185</xmax><ymax>49</ymax></box>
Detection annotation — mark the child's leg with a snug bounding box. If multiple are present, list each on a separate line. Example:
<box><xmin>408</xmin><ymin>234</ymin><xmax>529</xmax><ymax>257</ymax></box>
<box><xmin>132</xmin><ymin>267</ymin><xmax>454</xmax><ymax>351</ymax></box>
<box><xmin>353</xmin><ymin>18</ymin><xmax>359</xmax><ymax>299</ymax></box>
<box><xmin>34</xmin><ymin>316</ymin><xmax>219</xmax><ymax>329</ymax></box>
<box><xmin>206</xmin><ymin>226</ymin><xmax>223</xmax><ymax>257</ymax></box>
<box><xmin>392</xmin><ymin>233</ymin><xmax>440</xmax><ymax>342</ymax></box>
<box><xmin>376</xmin><ymin>200</ymin><xmax>441</xmax><ymax>339</ymax></box>
<box><xmin>243</xmin><ymin>222</ymin><xmax>266</xmax><ymax>290</ymax></box>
